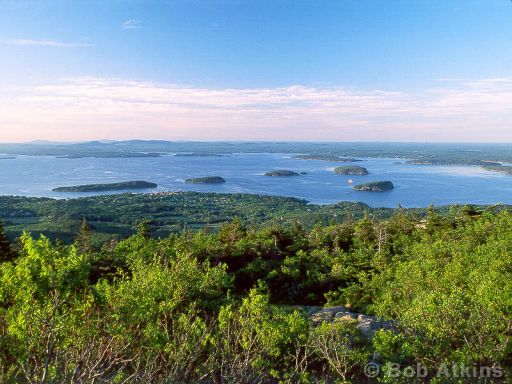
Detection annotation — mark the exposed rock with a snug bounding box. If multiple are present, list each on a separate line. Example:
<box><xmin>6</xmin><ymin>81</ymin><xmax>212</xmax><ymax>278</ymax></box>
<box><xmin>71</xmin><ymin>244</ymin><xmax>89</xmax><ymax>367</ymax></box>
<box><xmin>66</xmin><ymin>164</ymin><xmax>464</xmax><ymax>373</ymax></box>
<box><xmin>310</xmin><ymin>306</ymin><xmax>395</xmax><ymax>340</ymax></box>
<box><xmin>334</xmin><ymin>311</ymin><xmax>358</xmax><ymax>321</ymax></box>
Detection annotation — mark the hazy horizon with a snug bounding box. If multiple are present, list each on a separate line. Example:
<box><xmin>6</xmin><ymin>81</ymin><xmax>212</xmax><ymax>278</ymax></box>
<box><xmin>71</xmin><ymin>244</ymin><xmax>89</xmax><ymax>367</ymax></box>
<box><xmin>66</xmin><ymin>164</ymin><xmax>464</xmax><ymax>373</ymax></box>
<box><xmin>5</xmin><ymin>139</ymin><xmax>512</xmax><ymax>146</ymax></box>
<box><xmin>1</xmin><ymin>1</ymin><xmax>511</xmax><ymax>142</ymax></box>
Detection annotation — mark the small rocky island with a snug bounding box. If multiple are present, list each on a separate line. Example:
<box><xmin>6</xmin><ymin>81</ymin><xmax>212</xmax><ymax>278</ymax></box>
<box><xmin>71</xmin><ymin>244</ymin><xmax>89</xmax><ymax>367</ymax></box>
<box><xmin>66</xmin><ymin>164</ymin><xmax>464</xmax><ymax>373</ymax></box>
<box><xmin>185</xmin><ymin>176</ymin><xmax>226</xmax><ymax>184</ymax></box>
<box><xmin>264</xmin><ymin>170</ymin><xmax>300</xmax><ymax>177</ymax></box>
<box><xmin>52</xmin><ymin>181</ymin><xmax>158</xmax><ymax>192</ymax></box>
<box><xmin>353</xmin><ymin>181</ymin><xmax>394</xmax><ymax>192</ymax></box>
<box><xmin>334</xmin><ymin>166</ymin><xmax>369</xmax><ymax>175</ymax></box>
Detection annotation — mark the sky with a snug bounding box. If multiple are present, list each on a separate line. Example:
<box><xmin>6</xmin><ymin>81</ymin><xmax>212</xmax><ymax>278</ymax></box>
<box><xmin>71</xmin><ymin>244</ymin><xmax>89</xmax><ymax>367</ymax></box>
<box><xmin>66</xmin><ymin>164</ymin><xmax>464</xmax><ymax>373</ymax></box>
<box><xmin>1</xmin><ymin>0</ymin><xmax>512</xmax><ymax>143</ymax></box>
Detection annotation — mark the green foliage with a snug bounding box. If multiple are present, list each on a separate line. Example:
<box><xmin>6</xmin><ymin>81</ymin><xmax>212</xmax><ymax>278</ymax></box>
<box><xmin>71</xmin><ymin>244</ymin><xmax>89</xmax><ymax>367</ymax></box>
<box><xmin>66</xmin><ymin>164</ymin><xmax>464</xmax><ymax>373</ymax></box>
<box><xmin>0</xmin><ymin>206</ymin><xmax>512</xmax><ymax>382</ymax></box>
<box><xmin>372</xmin><ymin>210</ymin><xmax>512</xmax><ymax>368</ymax></box>
<box><xmin>0</xmin><ymin>220</ymin><xmax>15</xmax><ymax>263</ymax></box>
<box><xmin>0</xmin><ymin>193</ymin><xmax>399</xmax><ymax>242</ymax></box>
<box><xmin>310</xmin><ymin>319</ymin><xmax>369</xmax><ymax>382</ymax></box>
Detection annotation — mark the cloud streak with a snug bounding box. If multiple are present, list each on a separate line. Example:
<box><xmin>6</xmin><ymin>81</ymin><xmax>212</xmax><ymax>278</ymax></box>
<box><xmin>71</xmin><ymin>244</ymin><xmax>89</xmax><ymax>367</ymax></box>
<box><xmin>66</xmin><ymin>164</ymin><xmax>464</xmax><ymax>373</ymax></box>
<box><xmin>122</xmin><ymin>20</ymin><xmax>142</xmax><ymax>30</ymax></box>
<box><xmin>1</xmin><ymin>39</ymin><xmax>92</xmax><ymax>47</ymax></box>
<box><xmin>1</xmin><ymin>77</ymin><xmax>511</xmax><ymax>142</ymax></box>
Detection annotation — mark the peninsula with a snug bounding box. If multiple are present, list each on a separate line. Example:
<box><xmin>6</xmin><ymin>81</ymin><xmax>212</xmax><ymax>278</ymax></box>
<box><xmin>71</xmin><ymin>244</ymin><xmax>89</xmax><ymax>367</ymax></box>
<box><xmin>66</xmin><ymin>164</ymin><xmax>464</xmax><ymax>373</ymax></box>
<box><xmin>52</xmin><ymin>181</ymin><xmax>158</xmax><ymax>192</ymax></box>
<box><xmin>353</xmin><ymin>181</ymin><xmax>394</xmax><ymax>192</ymax></box>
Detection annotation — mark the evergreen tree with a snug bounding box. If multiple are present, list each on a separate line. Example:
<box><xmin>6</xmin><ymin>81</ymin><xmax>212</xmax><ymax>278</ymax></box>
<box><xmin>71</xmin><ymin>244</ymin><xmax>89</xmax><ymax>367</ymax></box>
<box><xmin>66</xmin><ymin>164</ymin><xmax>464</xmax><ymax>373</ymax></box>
<box><xmin>137</xmin><ymin>220</ymin><xmax>151</xmax><ymax>239</ymax></box>
<box><xmin>0</xmin><ymin>221</ymin><xmax>16</xmax><ymax>263</ymax></box>
<box><xmin>75</xmin><ymin>218</ymin><xmax>93</xmax><ymax>254</ymax></box>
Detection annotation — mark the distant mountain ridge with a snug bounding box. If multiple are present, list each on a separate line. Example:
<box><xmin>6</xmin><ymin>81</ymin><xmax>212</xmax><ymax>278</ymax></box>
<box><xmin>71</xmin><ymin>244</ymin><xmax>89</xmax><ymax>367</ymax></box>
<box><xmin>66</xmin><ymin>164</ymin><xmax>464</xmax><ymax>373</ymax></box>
<box><xmin>2</xmin><ymin>141</ymin><xmax>512</xmax><ymax>165</ymax></box>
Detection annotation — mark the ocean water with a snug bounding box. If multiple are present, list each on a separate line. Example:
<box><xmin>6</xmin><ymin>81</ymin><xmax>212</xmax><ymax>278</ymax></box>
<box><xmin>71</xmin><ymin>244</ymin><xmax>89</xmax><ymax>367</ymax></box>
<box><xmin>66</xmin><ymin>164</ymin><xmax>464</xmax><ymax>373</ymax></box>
<box><xmin>0</xmin><ymin>153</ymin><xmax>511</xmax><ymax>207</ymax></box>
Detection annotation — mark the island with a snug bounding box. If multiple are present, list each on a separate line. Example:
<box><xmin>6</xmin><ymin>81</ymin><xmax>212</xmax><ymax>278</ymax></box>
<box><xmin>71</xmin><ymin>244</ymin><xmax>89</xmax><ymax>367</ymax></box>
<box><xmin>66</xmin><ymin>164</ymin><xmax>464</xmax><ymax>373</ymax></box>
<box><xmin>52</xmin><ymin>181</ymin><xmax>158</xmax><ymax>192</ymax></box>
<box><xmin>175</xmin><ymin>153</ymin><xmax>226</xmax><ymax>157</ymax></box>
<box><xmin>0</xmin><ymin>156</ymin><xmax>16</xmax><ymax>160</ymax></box>
<box><xmin>264</xmin><ymin>170</ymin><xmax>300</xmax><ymax>177</ymax></box>
<box><xmin>185</xmin><ymin>176</ymin><xmax>226</xmax><ymax>184</ymax></box>
<box><xmin>353</xmin><ymin>181</ymin><xmax>394</xmax><ymax>192</ymax></box>
<box><xmin>293</xmin><ymin>154</ymin><xmax>362</xmax><ymax>162</ymax></box>
<box><xmin>481</xmin><ymin>165</ymin><xmax>512</xmax><ymax>175</ymax></box>
<box><xmin>334</xmin><ymin>166</ymin><xmax>369</xmax><ymax>175</ymax></box>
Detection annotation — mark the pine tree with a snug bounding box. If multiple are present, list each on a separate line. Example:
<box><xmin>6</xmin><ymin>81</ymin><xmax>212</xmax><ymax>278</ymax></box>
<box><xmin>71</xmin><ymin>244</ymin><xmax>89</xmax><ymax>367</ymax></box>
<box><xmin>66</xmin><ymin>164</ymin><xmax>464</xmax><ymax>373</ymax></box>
<box><xmin>75</xmin><ymin>218</ymin><xmax>93</xmax><ymax>254</ymax></box>
<box><xmin>137</xmin><ymin>220</ymin><xmax>151</xmax><ymax>239</ymax></box>
<box><xmin>0</xmin><ymin>221</ymin><xmax>16</xmax><ymax>263</ymax></box>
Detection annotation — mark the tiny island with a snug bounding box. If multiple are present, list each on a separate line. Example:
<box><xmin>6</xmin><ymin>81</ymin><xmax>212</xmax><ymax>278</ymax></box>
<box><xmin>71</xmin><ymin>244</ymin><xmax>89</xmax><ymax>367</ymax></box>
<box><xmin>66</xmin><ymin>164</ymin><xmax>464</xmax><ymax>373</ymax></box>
<box><xmin>334</xmin><ymin>166</ymin><xmax>369</xmax><ymax>175</ymax></box>
<box><xmin>52</xmin><ymin>181</ymin><xmax>158</xmax><ymax>192</ymax></box>
<box><xmin>185</xmin><ymin>176</ymin><xmax>226</xmax><ymax>184</ymax></box>
<box><xmin>264</xmin><ymin>170</ymin><xmax>300</xmax><ymax>177</ymax></box>
<box><xmin>353</xmin><ymin>181</ymin><xmax>394</xmax><ymax>192</ymax></box>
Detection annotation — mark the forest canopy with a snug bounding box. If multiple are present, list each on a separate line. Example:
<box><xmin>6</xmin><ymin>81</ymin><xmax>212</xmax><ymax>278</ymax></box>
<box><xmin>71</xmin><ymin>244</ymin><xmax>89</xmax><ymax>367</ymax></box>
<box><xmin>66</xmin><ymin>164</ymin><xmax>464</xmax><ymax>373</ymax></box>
<box><xmin>0</xmin><ymin>204</ymin><xmax>511</xmax><ymax>382</ymax></box>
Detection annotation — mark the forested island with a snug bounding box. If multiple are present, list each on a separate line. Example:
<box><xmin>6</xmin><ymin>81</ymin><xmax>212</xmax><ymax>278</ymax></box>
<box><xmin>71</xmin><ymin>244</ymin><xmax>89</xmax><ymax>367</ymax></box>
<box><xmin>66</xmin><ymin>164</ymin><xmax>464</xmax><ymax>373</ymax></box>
<box><xmin>185</xmin><ymin>176</ymin><xmax>226</xmax><ymax>184</ymax></box>
<box><xmin>334</xmin><ymin>165</ymin><xmax>369</xmax><ymax>175</ymax></box>
<box><xmin>353</xmin><ymin>181</ymin><xmax>394</xmax><ymax>192</ymax></box>
<box><xmin>264</xmin><ymin>169</ymin><xmax>300</xmax><ymax>177</ymax></box>
<box><xmin>52</xmin><ymin>181</ymin><xmax>158</xmax><ymax>192</ymax></box>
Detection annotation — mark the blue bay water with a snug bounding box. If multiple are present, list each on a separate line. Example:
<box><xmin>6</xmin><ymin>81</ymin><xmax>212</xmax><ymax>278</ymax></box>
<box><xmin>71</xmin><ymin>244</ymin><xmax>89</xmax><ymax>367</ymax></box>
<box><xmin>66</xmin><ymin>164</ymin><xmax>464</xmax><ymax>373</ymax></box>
<box><xmin>1</xmin><ymin>153</ymin><xmax>512</xmax><ymax>207</ymax></box>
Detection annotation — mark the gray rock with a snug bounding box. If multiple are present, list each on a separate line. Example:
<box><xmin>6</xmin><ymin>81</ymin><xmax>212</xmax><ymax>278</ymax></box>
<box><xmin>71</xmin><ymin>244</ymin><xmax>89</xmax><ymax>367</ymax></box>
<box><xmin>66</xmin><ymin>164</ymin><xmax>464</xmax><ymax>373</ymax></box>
<box><xmin>309</xmin><ymin>307</ymin><xmax>395</xmax><ymax>340</ymax></box>
<box><xmin>334</xmin><ymin>311</ymin><xmax>358</xmax><ymax>321</ymax></box>
<box><xmin>310</xmin><ymin>306</ymin><xmax>348</xmax><ymax>323</ymax></box>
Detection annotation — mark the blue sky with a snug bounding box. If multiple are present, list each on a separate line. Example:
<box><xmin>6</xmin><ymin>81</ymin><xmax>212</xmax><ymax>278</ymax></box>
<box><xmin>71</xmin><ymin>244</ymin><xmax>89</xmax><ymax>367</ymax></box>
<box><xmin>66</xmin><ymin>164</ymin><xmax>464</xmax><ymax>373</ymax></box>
<box><xmin>1</xmin><ymin>0</ymin><xmax>512</xmax><ymax>142</ymax></box>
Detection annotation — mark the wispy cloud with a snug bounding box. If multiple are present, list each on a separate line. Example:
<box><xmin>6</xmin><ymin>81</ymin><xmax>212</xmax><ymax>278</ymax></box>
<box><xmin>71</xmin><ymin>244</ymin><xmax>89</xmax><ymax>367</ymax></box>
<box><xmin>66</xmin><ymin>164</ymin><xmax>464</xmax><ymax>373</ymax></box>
<box><xmin>122</xmin><ymin>19</ymin><xmax>142</xmax><ymax>30</ymax></box>
<box><xmin>0</xmin><ymin>77</ymin><xmax>511</xmax><ymax>142</ymax></box>
<box><xmin>1</xmin><ymin>39</ymin><xmax>91</xmax><ymax>47</ymax></box>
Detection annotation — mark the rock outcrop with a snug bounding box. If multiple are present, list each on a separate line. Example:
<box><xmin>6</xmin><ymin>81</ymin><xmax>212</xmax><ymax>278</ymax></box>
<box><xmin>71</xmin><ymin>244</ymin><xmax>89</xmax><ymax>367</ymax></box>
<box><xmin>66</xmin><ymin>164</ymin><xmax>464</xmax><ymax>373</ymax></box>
<box><xmin>309</xmin><ymin>306</ymin><xmax>394</xmax><ymax>340</ymax></box>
